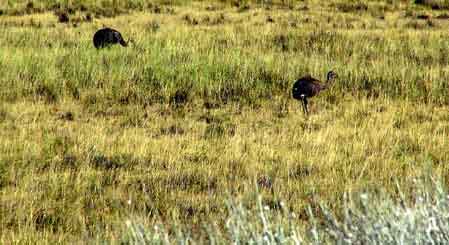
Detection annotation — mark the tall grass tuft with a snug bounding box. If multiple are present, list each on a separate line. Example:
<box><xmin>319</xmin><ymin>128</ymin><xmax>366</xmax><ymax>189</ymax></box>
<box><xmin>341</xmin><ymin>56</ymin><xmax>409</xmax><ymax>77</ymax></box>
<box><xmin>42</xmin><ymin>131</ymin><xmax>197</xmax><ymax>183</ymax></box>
<box><xmin>121</xmin><ymin>178</ymin><xmax>449</xmax><ymax>244</ymax></box>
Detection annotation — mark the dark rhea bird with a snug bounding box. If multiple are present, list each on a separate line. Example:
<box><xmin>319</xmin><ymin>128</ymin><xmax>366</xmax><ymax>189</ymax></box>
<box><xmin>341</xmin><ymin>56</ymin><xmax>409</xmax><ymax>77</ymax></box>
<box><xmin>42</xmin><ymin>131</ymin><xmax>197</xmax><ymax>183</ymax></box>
<box><xmin>292</xmin><ymin>71</ymin><xmax>337</xmax><ymax>115</ymax></box>
<box><xmin>93</xmin><ymin>27</ymin><xmax>128</xmax><ymax>49</ymax></box>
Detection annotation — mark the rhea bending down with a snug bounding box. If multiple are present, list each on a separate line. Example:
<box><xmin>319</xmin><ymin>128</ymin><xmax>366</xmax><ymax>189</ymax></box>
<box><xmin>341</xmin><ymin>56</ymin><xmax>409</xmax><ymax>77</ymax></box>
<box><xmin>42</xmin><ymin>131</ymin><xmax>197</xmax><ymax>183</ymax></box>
<box><xmin>93</xmin><ymin>28</ymin><xmax>128</xmax><ymax>49</ymax></box>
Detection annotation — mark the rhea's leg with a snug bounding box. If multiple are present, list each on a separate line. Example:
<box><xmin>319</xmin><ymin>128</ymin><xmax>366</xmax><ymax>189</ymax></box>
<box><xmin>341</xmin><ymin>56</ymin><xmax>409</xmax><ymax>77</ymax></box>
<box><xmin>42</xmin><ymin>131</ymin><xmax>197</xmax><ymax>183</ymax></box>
<box><xmin>302</xmin><ymin>97</ymin><xmax>309</xmax><ymax>115</ymax></box>
<box><xmin>299</xmin><ymin>95</ymin><xmax>306</xmax><ymax>114</ymax></box>
<box><xmin>300</xmin><ymin>101</ymin><xmax>305</xmax><ymax>114</ymax></box>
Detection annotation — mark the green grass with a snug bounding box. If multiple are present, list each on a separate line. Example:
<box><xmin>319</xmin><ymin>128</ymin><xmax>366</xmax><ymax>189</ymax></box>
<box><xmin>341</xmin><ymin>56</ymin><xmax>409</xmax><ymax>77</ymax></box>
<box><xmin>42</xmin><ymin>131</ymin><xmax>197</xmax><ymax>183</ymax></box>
<box><xmin>1</xmin><ymin>2</ymin><xmax>449</xmax><ymax>105</ymax></box>
<box><xmin>0</xmin><ymin>0</ymin><xmax>449</xmax><ymax>243</ymax></box>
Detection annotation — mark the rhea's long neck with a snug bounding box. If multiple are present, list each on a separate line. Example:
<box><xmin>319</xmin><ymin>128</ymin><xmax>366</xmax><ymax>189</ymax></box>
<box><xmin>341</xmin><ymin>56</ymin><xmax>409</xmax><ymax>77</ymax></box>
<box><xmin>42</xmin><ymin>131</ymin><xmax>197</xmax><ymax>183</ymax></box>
<box><xmin>322</xmin><ymin>78</ymin><xmax>334</xmax><ymax>90</ymax></box>
<box><xmin>320</xmin><ymin>82</ymin><xmax>330</xmax><ymax>90</ymax></box>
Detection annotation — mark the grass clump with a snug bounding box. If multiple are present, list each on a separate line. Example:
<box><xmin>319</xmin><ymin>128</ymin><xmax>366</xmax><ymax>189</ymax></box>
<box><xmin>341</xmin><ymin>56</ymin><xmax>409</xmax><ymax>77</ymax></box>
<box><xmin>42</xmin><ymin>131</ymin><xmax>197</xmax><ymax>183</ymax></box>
<box><xmin>121</xmin><ymin>178</ymin><xmax>449</xmax><ymax>244</ymax></box>
<box><xmin>333</xmin><ymin>2</ymin><xmax>368</xmax><ymax>13</ymax></box>
<box><xmin>415</xmin><ymin>0</ymin><xmax>449</xmax><ymax>10</ymax></box>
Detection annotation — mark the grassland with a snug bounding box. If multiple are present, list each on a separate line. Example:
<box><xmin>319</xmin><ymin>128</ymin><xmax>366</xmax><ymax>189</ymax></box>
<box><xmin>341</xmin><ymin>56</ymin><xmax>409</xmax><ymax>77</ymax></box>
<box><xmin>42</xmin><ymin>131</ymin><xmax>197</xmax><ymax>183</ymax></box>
<box><xmin>0</xmin><ymin>0</ymin><xmax>448</xmax><ymax>243</ymax></box>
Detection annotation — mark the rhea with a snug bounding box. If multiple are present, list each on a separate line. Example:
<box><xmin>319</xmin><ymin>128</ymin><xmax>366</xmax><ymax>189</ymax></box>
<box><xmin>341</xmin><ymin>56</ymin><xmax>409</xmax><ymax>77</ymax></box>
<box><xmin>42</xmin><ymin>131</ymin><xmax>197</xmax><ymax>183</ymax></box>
<box><xmin>292</xmin><ymin>71</ymin><xmax>337</xmax><ymax>115</ymax></box>
<box><xmin>93</xmin><ymin>27</ymin><xmax>128</xmax><ymax>49</ymax></box>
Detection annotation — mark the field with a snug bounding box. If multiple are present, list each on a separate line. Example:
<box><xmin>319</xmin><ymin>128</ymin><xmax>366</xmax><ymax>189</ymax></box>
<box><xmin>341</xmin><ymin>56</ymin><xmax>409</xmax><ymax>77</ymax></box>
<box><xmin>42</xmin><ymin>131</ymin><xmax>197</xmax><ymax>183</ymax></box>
<box><xmin>0</xmin><ymin>0</ymin><xmax>449</xmax><ymax>243</ymax></box>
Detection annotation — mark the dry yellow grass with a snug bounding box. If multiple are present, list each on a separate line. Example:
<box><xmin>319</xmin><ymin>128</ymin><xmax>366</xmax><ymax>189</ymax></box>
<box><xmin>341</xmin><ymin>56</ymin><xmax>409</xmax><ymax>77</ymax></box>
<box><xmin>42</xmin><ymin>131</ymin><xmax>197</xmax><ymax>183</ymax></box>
<box><xmin>1</xmin><ymin>97</ymin><xmax>448</xmax><ymax>242</ymax></box>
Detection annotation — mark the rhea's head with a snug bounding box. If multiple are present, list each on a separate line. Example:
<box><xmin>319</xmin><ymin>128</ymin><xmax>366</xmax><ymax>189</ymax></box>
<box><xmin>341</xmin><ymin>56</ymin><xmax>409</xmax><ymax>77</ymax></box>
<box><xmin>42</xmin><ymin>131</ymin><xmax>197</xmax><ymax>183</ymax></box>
<box><xmin>326</xmin><ymin>70</ymin><xmax>338</xmax><ymax>83</ymax></box>
<box><xmin>114</xmin><ymin>31</ymin><xmax>128</xmax><ymax>47</ymax></box>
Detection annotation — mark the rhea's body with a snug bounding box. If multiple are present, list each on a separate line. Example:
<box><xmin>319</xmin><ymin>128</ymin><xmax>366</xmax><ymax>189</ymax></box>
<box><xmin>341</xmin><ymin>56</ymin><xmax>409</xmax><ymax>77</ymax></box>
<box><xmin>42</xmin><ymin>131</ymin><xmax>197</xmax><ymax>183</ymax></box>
<box><xmin>292</xmin><ymin>71</ymin><xmax>337</xmax><ymax>115</ymax></box>
<box><xmin>93</xmin><ymin>28</ymin><xmax>128</xmax><ymax>49</ymax></box>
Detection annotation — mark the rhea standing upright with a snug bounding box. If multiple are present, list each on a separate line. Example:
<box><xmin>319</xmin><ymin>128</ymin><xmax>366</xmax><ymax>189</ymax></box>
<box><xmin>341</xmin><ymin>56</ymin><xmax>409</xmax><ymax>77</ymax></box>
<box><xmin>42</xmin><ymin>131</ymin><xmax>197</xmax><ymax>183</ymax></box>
<box><xmin>292</xmin><ymin>71</ymin><xmax>338</xmax><ymax>115</ymax></box>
